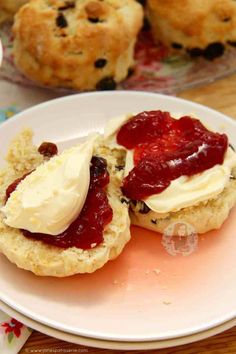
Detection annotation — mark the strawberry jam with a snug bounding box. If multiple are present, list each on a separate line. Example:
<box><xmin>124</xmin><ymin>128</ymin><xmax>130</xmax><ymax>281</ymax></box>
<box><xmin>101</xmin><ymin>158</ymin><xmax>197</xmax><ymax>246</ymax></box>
<box><xmin>5</xmin><ymin>172</ymin><xmax>31</xmax><ymax>202</ymax></box>
<box><xmin>117</xmin><ymin>111</ymin><xmax>228</xmax><ymax>200</ymax></box>
<box><xmin>6</xmin><ymin>157</ymin><xmax>113</xmax><ymax>250</ymax></box>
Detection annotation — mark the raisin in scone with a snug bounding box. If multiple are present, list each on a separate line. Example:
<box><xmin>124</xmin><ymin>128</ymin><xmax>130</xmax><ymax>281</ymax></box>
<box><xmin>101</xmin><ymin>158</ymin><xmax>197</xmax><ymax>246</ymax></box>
<box><xmin>13</xmin><ymin>0</ymin><xmax>143</xmax><ymax>90</ymax></box>
<box><xmin>0</xmin><ymin>129</ymin><xmax>130</xmax><ymax>277</ymax></box>
<box><xmin>147</xmin><ymin>0</ymin><xmax>236</xmax><ymax>60</ymax></box>
<box><xmin>104</xmin><ymin>111</ymin><xmax>236</xmax><ymax>236</ymax></box>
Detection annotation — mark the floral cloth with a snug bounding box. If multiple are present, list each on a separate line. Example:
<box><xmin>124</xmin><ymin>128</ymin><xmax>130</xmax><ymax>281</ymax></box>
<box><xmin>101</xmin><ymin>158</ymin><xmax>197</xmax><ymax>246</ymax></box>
<box><xmin>0</xmin><ymin>312</ymin><xmax>32</xmax><ymax>354</ymax></box>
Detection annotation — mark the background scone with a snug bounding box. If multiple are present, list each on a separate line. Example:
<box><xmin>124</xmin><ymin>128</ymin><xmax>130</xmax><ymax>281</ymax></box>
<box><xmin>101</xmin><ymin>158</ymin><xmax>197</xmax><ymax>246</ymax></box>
<box><xmin>0</xmin><ymin>0</ymin><xmax>28</xmax><ymax>22</ymax></box>
<box><xmin>147</xmin><ymin>0</ymin><xmax>236</xmax><ymax>60</ymax></box>
<box><xmin>0</xmin><ymin>130</ymin><xmax>130</xmax><ymax>277</ymax></box>
<box><xmin>0</xmin><ymin>0</ymin><xmax>28</xmax><ymax>15</ymax></box>
<box><xmin>13</xmin><ymin>0</ymin><xmax>143</xmax><ymax>90</ymax></box>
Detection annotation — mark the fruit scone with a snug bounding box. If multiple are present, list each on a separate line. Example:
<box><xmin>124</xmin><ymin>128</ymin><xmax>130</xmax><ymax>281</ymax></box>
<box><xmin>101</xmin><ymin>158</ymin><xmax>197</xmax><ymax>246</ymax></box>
<box><xmin>13</xmin><ymin>0</ymin><xmax>143</xmax><ymax>90</ymax></box>
<box><xmin>0</xmin><ymin>129</ymin><xmax>130</xmax><ymax>277</ymax></box>
<box><xmin>0</xmin><ymin>0</ymin><xmax>28</xmax><ymax>23</ymax></box>
<box><xmin>104</xmin><ymin>110</ymin><xmax>236</xmax><ymax>235</ymax></box>
<box><xmin>146</xmin><ymin>0</ymin><xmax>236</xmax><ymax>60</ymax></box>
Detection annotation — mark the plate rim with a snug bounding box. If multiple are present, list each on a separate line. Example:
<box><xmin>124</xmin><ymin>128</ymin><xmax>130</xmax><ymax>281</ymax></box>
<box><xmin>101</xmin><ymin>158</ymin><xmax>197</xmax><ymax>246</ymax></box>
<box><xmin>1</xmin><ymin>90</ymin><xmax>236</xmax><ymax>131</ymax></box>
<box><xmin>1</xmin><ymin>299</ymin><xmax>235</xmax><ymax>350</ymax></box>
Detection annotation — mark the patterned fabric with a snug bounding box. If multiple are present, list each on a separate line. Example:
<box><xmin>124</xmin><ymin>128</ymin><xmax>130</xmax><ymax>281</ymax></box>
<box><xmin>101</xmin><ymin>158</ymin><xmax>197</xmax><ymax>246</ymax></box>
<box><xmin>0</xmin><ymin>313</ymin><xmax>32</xmax><ymax>354</ymax></box>
<box><xmin>0</xmin><ymin>105</ymin><xmax>19</xmax><ymax>122</ymax></box>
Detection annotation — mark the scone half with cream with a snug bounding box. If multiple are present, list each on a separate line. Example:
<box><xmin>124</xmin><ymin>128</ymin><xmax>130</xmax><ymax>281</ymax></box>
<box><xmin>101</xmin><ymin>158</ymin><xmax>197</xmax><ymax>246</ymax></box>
<box><xmin>0</xmin><ymin>130</ymin><xmax>130</xmax><ymax>277</ymax></box>
<box><xmin>104</xmin><ymin>110</ymin><xmax>236</xmax><ymax>235</ymax></box>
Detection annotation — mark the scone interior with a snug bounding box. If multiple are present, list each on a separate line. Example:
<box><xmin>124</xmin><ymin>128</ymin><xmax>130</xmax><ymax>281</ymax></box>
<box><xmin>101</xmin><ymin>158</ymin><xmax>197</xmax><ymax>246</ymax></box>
<box><xmin>12</xmin><ymin>0</ymin><xmax>143</xmax><ymax>90</ymax></box>
<box><xmin>104</xmin><ymin>110</ymin><xmax>236</xmax><ymax>236</ymax></box>
<box><xmin>0</xmin><ymin>130</ymin><xmax>130</xmax><ymax>277</ymax></box>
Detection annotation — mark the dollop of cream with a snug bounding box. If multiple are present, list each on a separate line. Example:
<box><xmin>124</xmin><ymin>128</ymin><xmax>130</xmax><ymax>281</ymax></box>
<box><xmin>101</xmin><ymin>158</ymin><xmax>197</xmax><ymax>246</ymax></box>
<box><xmin>124</xmin><ymin>146</ymin><xmax>236</xmax><ymax>213</ymax></box>
<box><xmin>104</xmin><ymin>113</ymin><xmax>236</xmax><ymax>213</ymax></box>
<box><xmin>1</xmin><ymin>135</ymin><xmax>98</xmax><ymax>235</ymax></box>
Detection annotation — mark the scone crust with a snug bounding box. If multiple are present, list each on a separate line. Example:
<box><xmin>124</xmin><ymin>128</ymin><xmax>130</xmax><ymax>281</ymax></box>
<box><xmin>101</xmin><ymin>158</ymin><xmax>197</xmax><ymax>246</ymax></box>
<box><xmin>0</xmin><ymin>131</ymin><xmax>130</xmax><ymax>277</ymax></box>
<box><xmin>13</xmin><ymin>0</ymin><xmax>143</xmax><ymax>89</ymax></box>
<box><xmin>0</xmin><ymin>0</ymin><xmax>28</xmax><ymax>15</ymax></box>
<box><xmin>147</xmin><ymin>0</ymin><xmax>236</xmax><ymax>49</ymax></box>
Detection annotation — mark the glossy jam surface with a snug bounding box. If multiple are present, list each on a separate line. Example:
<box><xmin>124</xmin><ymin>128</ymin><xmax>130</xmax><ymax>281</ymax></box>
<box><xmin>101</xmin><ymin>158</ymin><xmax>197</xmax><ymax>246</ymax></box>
<box><xmin>117</xmin><ymin>111</ymin><xmax>228</xmax><ymax>200</ymax></box>
<box><xmin>6</xmin><ymin>157</ymin><xmax>113</xmax><ymax>250</ymax></box>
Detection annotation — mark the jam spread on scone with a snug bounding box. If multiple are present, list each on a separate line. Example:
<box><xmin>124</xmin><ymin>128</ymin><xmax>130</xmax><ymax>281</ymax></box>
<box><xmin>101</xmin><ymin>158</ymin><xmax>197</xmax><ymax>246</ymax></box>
<box><xmin>117</xmin><ymin>111</ymin><xmax>228</xmax><ymax>200</ymax></box>
<box><xmin>5</xmin><ymin>156</ymin><xmax>113</xmax><ymax>250</ymax></box>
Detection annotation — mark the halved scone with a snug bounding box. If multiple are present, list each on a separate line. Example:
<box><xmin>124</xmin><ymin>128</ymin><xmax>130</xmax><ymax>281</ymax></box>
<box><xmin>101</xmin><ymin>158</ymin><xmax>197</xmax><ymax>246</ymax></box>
<box><xmin>104</xmin><ymin>110</ymin><xmax>236</xmax><ymax>235</ymax></box>
<box><xmin>0</xmin><ymin>129</ymin><xmax>130</xmax><ymax>277</ymax></box>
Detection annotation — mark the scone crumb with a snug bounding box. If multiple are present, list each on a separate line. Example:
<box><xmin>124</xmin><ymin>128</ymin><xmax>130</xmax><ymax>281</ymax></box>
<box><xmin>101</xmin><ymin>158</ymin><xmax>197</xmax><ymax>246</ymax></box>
<box><xmin>113</xmin><ymin>280</ymin><xmax>118</xmax><ymax>285</ymax></box>
<box><xmin>163</xmin><ymin>300</ymin><xmax>172</xmax><ymax>305</ymax></box>
<box><xmin>145</xmin><ymin>269</ymin><xmax>150</xmax><ymax>275</ymax></box>
<box><xmin>153</xmin><ymin>268</ymin><xmax>161</xmax><ymax>275</ymax></box>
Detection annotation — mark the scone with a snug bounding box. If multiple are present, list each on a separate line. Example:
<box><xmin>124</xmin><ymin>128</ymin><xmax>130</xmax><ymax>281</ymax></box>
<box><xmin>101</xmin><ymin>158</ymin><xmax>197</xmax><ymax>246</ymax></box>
<box><xmin>13</xmin><ymin>0</ymin><xmax>143</xmax><ymax>90</ymax></box>
<box><xmin>0</xmin><ymin>0</ymin><xmax>28</xmax><ymax>22</ymax></box>
<box><xmin>0</xmin><ymin>0</ymin><xmax>28</xmax><ymax>15</ymax></box>
<box><xmin>0</xmin><ymin>129</ymin><xmax>130</xmax><ymax>277</ymax></box>
<box><xmin>104</xmin><ymin>110</ymin><xmax>236</xmax><ymax>235</ymax></box>
<box><xmin>147</xmin><ymin>0</ymin><xmax>236</xmax><ymax>60</ymax></box>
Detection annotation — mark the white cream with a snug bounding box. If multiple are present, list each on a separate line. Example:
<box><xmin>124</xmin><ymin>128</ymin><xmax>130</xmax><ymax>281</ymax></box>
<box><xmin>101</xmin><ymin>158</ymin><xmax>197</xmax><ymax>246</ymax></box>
<box><xmin>124</xmin><ymin>148</ymin><xmax>236</xmax><ymax>213</ymax></box>
<box><xmin>2</xmin><ymin>135</ymin><xmax>98</xmax><ymax>235</ymax></box>
<box><xmin>104</xmin><ymin>113</ymin><xmax>236</xmax><ymax>213</ymax></box>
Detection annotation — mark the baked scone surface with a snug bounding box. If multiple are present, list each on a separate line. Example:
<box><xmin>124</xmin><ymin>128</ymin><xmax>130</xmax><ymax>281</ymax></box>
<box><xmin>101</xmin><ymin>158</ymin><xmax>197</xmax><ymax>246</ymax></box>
<box><xmin>147</xmin><ymin>0</ymin><xmax>236</xmax><ymax>59</ymax></box>
<box><xmin>0</xmin><ymin>0</ymin><xmax>28</xmax><ymax>16</ymax></box>
<box><xmin>13</xmin><ymin>0</ymin><xmax>143</xmax><ymax>89</ymax></box>
<box><xmin>0</xmin><ymin>130</ymin><xmax>130</xmax><ymax>277</ymax></box>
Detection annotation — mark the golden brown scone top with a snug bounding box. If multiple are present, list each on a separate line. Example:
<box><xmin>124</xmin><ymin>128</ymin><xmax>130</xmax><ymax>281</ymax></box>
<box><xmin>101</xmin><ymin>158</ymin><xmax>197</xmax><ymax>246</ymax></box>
<box><xmin>148</xmin><ymin>0</ymin><xmax>236</xmax><ymax>49</ymax></box>
<box><xmin>0</xmin><ymin>0</ymin><xmax>28</xmax><ymax>15</ymax></box>
<box><xmin>13</xmin><ymin>0</ymin><xmax>143</xmax><ymax>89</ymax></box>
<box><xmin>14</xmin><ymin>0</ymin><xmax>141</xmax><ymax>54</ymax></box>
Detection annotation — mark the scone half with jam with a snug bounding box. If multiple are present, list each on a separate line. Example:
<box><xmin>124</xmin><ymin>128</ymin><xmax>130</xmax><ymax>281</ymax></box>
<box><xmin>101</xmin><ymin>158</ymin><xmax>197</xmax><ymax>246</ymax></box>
<box><xmin>104</xmin><ymin>110</ymin><xmax>236</xmax><ymax>235</ymax></box>
<box><xmin>0</xmin><ymin>129</ymin><xmax>130</xmax><ymax>277</ymax></box>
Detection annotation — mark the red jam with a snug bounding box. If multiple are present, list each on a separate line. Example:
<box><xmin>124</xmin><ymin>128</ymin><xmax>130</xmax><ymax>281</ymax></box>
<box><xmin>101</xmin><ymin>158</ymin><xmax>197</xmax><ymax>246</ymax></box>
<box><xmin>117</xmin><ymin>111</ymin><xmax>228</xmax><ymax>200</ymax></box>
<box><xmin>5</xmin><ymin>172</ymin><xmax>32</xmax><ymax>202</ymax></box>
<box><xmin>5</xmin><ymin>157</ymin><xmax>113</xmax><ymax>250</ymax></box>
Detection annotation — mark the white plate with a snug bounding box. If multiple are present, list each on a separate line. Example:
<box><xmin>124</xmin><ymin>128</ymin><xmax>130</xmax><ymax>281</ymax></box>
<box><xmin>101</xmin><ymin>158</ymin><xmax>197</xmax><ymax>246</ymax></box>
<box><xmin>0</xmin><ymin>92</ymin><xmax>236</xmax><ymax>342</ymax></box>
<box><xmin>1</xmin><ymin>299</ymin><xmax>236</xmax><ymax>350</ymax></box>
